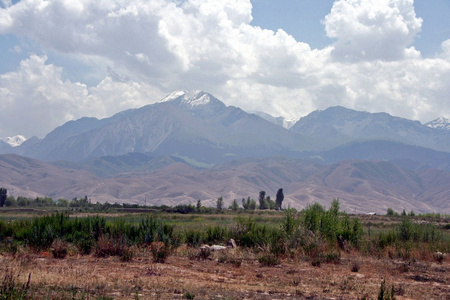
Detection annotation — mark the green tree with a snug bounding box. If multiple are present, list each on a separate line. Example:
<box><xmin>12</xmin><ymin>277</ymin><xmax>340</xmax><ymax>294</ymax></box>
<box><xmin>17</xmin><ymin>196</ymin><xmax>30</xmax><ymax>207</ymax></box>
<box><xmin>242</xmin><ymin>197</ymin><xmax>249</xmax><ymax>210</ymax></box>
<box><xmin>216</xmin><ymin>196</ymin><xmax>224</xmax><ymax>211</ymax></box>
<box><xmin>249</xmin><ymin>198</ymin><xmax>257</xmax><ymax>210</ymax></box>
<box><xmin>196</xmin><ymin>199</ymin><xmax>202</xmax><ymax>212</ymax></box>
<box><xmin>57</xmin><ymin>198</ymin><xmax>69</xmax><ymax>207</ymax></box>
<box><xmin>275</xmin><ymin>188</ymin><xmax>284</xmax><ymax>210</ymax></box>
<box><xmin>258</xmin><ymin>191</ymin><xmax>267</xmax><ymax>210</ymax></box>
<box><xmin>386</xmin><ymin>208</ymin><xmax>395</xmax><ymax>216</ymax></box>
<box><xmin>5</xmin><ymin>196</ymin><xmax>17</xmax><ymax>207</ymax></box>
<box><xmin>0</xmin><ymin>188</ymin><xmax>7</xmax><ymax>207</ymax></box>
<box><xmin>265</xmin><ymin>196</ymin><xmax>276</xmax><ymax>210</ymax></box>
<box><xmin>230</xmin><ymin>199</ymin><xmax>239</xmax><ymax>211</ymax></box>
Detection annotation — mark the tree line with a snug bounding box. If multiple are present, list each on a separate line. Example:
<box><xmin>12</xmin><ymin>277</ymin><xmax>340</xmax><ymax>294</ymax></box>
<box><xmin>0</xmin><ymin>187</ymin><xmax>285</xmax><ymax>213</ymax></box>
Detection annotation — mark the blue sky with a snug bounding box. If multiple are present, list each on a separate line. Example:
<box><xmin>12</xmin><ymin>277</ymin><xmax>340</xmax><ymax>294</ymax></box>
<box><xmin>0</xmin><ymin>0</ymin><xmax>449</xmax><ymax>138</ymax></box>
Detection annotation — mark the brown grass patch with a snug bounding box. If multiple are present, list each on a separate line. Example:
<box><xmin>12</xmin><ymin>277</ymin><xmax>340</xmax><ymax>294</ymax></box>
<box><xmin>0</xmin><ymin>247</ymin><xmax>448</xmax><ymax>299</ymax></box>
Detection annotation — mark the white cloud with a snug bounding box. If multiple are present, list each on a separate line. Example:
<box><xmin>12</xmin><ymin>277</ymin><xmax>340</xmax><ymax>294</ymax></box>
<box><xmin>0</xmin><ymin>55</ymin><xmax>164</xmax><ymax>138</ymax></box>
<box><xmin>441</xmin><ymin>39</ymin><xmax>450</xmax><ymax>59</ymax></box>
<box><xmin>323</xmin><ymin>0</ymin><xmax>423</xmax><ymax>61</ymax></box>
<box><xmin>0</xmin><ymin>0</ymin><xmax>449</xmax><ymax>138</ymax></box>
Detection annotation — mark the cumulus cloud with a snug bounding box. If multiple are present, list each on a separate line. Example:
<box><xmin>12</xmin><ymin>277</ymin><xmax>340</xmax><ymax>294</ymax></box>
<box><xmin>324</xmin><ymin>0</ymin><xmax>422</xmax><ymax>61</ymax></box>
<box><xmin>0</xmin><ymin>0</ymin><xmax>449</xmax><ymax>137</ymax></box>
<box><xmin>0</xmin><ymin>55</ymin><xmax>164</xmax><ymax>138</ymax></box>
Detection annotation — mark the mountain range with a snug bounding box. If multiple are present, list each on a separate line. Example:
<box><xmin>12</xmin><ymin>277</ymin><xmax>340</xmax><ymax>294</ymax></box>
<box><xmin>1</xmin><ymin>90</ymin><xmax>449</xmax><ymax>213</ymax></box>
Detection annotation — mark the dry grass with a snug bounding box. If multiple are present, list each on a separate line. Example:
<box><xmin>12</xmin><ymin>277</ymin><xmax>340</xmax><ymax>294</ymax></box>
<box><xmin>0</xmin><ymin>246</ymin><xmax>448</xmax><ymax>299</ymax></box>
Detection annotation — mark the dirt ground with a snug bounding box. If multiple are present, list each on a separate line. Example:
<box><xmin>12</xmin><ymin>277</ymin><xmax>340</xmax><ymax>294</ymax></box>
<box><xmin>1</xmin><ymin>246</ymin><xmax>449</xmax><ymax>300</ymax></box>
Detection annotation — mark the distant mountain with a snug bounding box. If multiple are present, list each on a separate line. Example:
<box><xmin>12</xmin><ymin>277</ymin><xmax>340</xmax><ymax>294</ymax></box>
<box><xmin>250</xmin><ymin>111</ymin><xmax>298</xmax><ymax>129</ymax></box>
<box><xmin>52</xmin><ymin>152</ymin><xmax>186</xmax><ymax>178</ymax></box>
<box><xmin>1</xmin><ymin>135</ymin><xmax>27</xmax><ymax>147</ymax></box>
<box><xmin>0</xmin><ymin>154</ymin><xmax>97</xmax><ymax>199</ymax></box>
<box><xmin>1</xmin><ymin>153</ymin><xmax>449</xmax><ymax>214</ymax></box>
<box><xmin>2</xmin><ymin>92</ymin><xmax>450</xmax><ymax>174</ymax></box>
<box><xmin>320</xmin><ymin>140</ymin><xmax>450</xmax><ymax>172</ymax></box>
<box><xmin>0</xmin><ymin>140</ymin><xmax>12</xmax><ymax>153</ymax></box>
<box><xmin>11</xmin><ymin>91</ymin><xmax>312</xmax><ymax>163</ymax></box>
<box><xmin>290</xmin><ymin>106</ymin><xmax>450</xmax><ymax>152</ymax></box>
<box><xmin>425</xmin><ymin>117</ymin><xmax>450</xmax><ymax>130</ymax></box>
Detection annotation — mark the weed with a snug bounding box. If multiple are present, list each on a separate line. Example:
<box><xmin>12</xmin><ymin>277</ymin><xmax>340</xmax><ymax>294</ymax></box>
<box><xmin>324</xmin><ymin>251</ymin><xmax>341</xmax><ymax>264</ymax></box>
<box><xmin>377</xmin><ymin>280</ymin><xmax>395</xmax><ymax>300</ymax></box>
<box><xmin>0</xmin><ymin>270</ymin><xmax>30</xmax><ymax>299</ymax></box>
<box><xmin>311</xmin><ymin>257</ymin><xmax>321</xmax><ymax>267</ymax></box>
<box><xmin>351</xmin><ymin>260</ymin><xmax>360</xmax><ymax>272</ymax></box>
<box><xmin>183</xmin><ymin>292</ymin><xmax>195</xmax><ymax>299</ymax></box>
<box><xmin>3</xmin><ymin>239</ymin><xmax>20</xmax><ymax>257</ymax></box>
<box><xmin>291</xmin><ymin>278</ymin><xmax>301</xmax><ymax>286</ymax></box>
<box><xmin>258</xmin><ymin>252</ymin><xmax>280</xmax><ymax>267</ymax></box>
<box><xmin>120</xmin><ymin>247</ymin><xmax>134</xmax><ymax>262</ymax></box>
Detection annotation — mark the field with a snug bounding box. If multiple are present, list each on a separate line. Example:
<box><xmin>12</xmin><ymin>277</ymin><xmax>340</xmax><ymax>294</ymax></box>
<box><xmin>0</xmin><ymin>207</ymin><xmax>449</xmax><ymax>299</ymax></box>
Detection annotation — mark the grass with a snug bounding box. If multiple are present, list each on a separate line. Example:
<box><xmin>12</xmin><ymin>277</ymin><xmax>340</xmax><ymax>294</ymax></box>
<box><xmin>0</xmin><ymin>207</ymin><xmax>448</xmax><ymax>298</ymax></box>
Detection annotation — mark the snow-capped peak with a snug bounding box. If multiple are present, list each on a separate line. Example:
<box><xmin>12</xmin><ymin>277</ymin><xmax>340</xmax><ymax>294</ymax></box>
<box><xmin>251</xmin><ymin>111</ymin><xmax>299</xmax><ymax>129</ymax></box>
<box><xmin>160</xmin><ymin>90</ymin><xmax>211</xmax><ymax>107</ymax></box>
<box><xmin>2</xmin><ymin>135</ymin><xmax>27</xmax><ymax>147</ymax></box>
<box><xmin>425</xmin><ymin>117</ymin><xmax>450</xmax><ymax>130</ymax></box>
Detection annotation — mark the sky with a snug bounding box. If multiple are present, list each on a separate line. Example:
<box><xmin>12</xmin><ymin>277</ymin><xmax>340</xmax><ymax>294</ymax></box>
<box><xmin>0</xmin><ymin>0</ymin><xmax>449</xmax><ymax>139</ymax></box>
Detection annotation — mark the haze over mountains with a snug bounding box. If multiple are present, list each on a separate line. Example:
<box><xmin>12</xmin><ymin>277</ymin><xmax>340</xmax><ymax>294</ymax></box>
<box><xmin>1</xmin><ymin>91</ymin><xmax>449</xmax><ymax>214</ymax></box>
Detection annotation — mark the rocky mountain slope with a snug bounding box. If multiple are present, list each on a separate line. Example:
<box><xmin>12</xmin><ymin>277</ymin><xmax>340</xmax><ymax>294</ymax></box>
<box><xmin>11</xmin><ymin>91</ymin><xmax>311</xmax><ymax>163</ymax></box>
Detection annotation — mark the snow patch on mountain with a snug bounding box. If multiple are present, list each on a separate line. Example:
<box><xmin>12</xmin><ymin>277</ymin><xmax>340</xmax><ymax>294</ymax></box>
<box><xmin>425</xmin><ymin>117</ymin><xmax>450</xmax><ymax>130</ymax></box>
<box><xmin>160</xmin><ymin>90</ymin><xmax>211</xmax><ymax>107</ymax></box>
<box><xmin>2</xmin><ymin>135</ymin><xmax>27</xmax><ymax>147</ymax></box>
<box><xmin>251</xmin><ymin>111</ymin><xmax>298</xmax><ymax>129</ymax></box>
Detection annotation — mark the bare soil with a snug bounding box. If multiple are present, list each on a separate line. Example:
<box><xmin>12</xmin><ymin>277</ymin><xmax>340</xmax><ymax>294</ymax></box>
<box><xmin>1</xmin><ymin>247</ymin><xmax>449</xmax><ymax>299</ymax></box>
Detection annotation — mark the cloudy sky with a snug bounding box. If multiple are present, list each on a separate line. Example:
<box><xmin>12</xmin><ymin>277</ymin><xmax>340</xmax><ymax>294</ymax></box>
<box><xmin>0</xmin><ymin>0</ymin><xmax>449</xmax><ymax>138</ymax></box>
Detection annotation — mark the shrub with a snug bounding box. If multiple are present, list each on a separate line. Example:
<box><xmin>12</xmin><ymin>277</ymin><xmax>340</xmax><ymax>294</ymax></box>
<box><xmin>150</xmin><ymin>242</ymin><xmax>171</xmax><ymax>263</ymax></box>
<box><xmin>191</xmin><ymin>247</ymin><xmax>211</xmax><ymax>261</ymax></box>
<box><xmin>182</xmin><ymin>230</ymin><xmax>204</xmax><ymax>247</ymax></box>
<box><xmin>120</xmin><ymin>247</ymin><xmax>134</xmax><ymax>262</ymax></box>
<box><xmin>258</xmin><ymin>252</ymin><xmax>280</xmax><ymax>267</ymax></box>
<box><xmin>27</xmin><ymin>223</ymin><xmax>55</xmax><ymax>251</ymax></box>
<box><xmin>139</xmin><ymin>217</ymin><xmax>175</xmax><ymax>246</ymax></box>
<box><xmin>51</xmin><ymin>239</ymin><xmax>68</xmax><ymax>259</ymax></box>
<box><xmin>94</xmin><ymin>235</ymin><xmax>126</xmax><ymax>258</ymax></box>
<box><xmin>73</xmin><ymin>232</ymin><xmax>95</xmax><ymax>255</ymax></box>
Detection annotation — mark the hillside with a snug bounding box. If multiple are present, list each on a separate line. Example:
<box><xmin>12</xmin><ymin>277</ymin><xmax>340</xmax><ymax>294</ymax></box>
<box><xmin>1</xmin><ymin>153</ymin><xmax>449</xmax><ymax>214</ymax></box>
